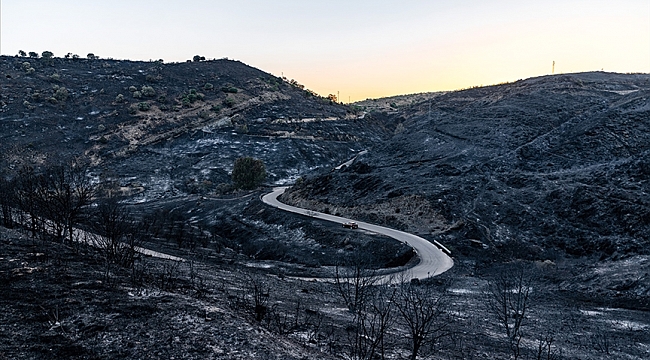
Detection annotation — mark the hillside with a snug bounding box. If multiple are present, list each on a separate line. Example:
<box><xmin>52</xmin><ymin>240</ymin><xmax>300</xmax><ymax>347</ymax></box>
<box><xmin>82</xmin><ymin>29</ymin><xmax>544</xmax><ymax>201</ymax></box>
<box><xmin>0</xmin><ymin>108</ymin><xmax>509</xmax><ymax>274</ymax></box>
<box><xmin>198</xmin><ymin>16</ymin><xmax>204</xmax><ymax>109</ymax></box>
<box><xmin>2</xmin><ymin>56</ymin><xmax>650</xmax><ymax>359</ymax></box>
<box><xmin>284</xmin><ymin>72</ymin><xmax>650</xmax><ymax>259</ymax></box>
<box><xmin>0</xmin><ymin>55</ymin><xmax>390</xmax><ymax>200</ymax></box>
<box><xmin>0</xmin><ymin>53</ymin><xmax>412</xmax><ymax>278</ymax></box>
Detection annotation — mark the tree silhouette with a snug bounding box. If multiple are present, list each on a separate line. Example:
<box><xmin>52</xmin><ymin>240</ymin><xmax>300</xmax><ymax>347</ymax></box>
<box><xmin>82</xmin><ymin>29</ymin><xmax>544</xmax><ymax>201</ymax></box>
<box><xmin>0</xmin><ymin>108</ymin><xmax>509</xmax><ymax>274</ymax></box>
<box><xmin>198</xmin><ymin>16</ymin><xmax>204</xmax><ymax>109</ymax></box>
<box><xmin>396</xmin><ymin>281</ymin><xmax>452</xmax><ymax>360</ymax></box>
<box><xmin>486</xmin><ymin>265</ymin><xmax>533</xmax><ymax>360</ymax></box>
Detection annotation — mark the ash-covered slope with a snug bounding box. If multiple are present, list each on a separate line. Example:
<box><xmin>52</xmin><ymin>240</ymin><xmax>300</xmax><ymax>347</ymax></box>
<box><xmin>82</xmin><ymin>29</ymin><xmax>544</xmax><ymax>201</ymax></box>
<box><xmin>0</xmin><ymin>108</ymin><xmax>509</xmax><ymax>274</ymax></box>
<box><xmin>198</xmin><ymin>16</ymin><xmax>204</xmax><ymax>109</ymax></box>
<box><xmin>283</xmin><ymin>72</ymin><xmax>650</xmax><ymax>258</ymax></box>
<box><xmin>0</xmin><ymin>55</ymin><xmax>390</xmax><ymax>200</ymax></box>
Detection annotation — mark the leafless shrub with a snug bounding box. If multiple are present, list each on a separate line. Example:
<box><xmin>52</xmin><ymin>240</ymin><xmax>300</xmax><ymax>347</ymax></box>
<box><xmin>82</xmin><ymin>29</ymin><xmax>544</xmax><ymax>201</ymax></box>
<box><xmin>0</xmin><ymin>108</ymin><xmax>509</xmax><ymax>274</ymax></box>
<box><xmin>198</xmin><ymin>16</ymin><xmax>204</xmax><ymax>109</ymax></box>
<box><xmin>158</xmin><ymin>261</ymin><xmax>181</xmax><ymax>291</ymax></box>
<box><xmin>264</xmin><ymin>303</ymin><xmax>296</xmax><ymax>335</ymax></box>
<box><xmin>39</xmin><ymin>160</ymin><xmax>95</xmax><ymax>244</ymax></box>
<box><xmin>130</xmin><ymin>258</ymin><xmax>150</xmax><ymax>290</ymax></box>
<box><xmin>591</xmin><ymin>330</ymin><xmax>612</xmax><ymax>355</ymax></box>
<box><xmin>90</xmin><ymin>198</ymin><xmax>140</xmax><ymax>266</ymax></box>
<box><xmin>304</xmin><ymin>308</ymin><xmax>325</xmax><ymax>344</ymax></box>
<box><xmin>228</xmin><ymin>275</ymin><xmax>271</xmax><ymax>322</ymax></box>
<box><xmin>0</xmin><ymin>175</ymin><xmax>16</xmax><ymax>228</ymax></box>
<box><xmin>485</xmin><ymin>264</ymin><xmax>533</xmax><ymax>360</ymax></box>
<box><xmin>333</xmin><ymin>253</ymin><xmax>380</xmax><ymax>313</ymax></box>
<box><xmin>261</xmin><ymin>298</ymin><xmax>327</xmax><ymax>345</ymax></box>
<box><xmin>322</xmin><ymin>323</ymin><xmax>342</xmax><ymax>355</ymax></box>
<box><xmin>536</xmin><ymin>332</ymin><xmax>560</xmax><ymax>360</ymax></box>
<box><xmin>249</xmin><ymin>276</ymin><xmax>270</xmax><ymax>322</ymax></box>
<box><xmin>187</xmin><ymin>261</ymin><xmax>209</xmax><ymax>298</ymax></box>
<box><xmin>346</xmin><ymin>284</ymin><xmax>397</xmax><ymax>360</ymax></box>
<box><xmin>395</xmin><ymin>279</ymin><xmax>452</xmax><ymax>360</ymax></box>
<box><xmin>14</xmin><ymin>166</ymin><xmax>43</xmax><ymax>238</ymax></box>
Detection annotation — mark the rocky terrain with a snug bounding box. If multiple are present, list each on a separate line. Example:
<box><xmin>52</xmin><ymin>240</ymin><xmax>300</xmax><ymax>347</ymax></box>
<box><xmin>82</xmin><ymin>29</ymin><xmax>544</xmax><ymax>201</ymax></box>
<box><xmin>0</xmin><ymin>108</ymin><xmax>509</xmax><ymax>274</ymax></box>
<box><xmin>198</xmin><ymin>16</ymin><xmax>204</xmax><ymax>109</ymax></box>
<box><xmin>2</xmin><ymin>54</ymin><xmax>650</xmax><ymax>359</ymax></box>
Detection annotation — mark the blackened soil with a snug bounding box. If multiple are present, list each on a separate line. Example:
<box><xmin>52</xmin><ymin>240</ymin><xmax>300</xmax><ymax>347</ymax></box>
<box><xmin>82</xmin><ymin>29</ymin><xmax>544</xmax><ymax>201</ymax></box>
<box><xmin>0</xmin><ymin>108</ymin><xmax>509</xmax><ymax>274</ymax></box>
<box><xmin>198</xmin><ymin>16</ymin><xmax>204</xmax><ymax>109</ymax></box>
<box><xmin>3</xmin><ymin>226</ymin><xmax>649</xmax><ymax>360</ymax></box>
<box><xmin>0</xmin><ymin>227</ymin><xmax>337</xmax><ymax>360</ymax></box>
<box><xmin>124</xmin><ymin>192</ymin><xmax>414</xmax><ymax>274</ymax></box>
<box><xmin>286</xmin><ymin>73</ymin><xmax>650</xmax><ymax>261</ymax></box>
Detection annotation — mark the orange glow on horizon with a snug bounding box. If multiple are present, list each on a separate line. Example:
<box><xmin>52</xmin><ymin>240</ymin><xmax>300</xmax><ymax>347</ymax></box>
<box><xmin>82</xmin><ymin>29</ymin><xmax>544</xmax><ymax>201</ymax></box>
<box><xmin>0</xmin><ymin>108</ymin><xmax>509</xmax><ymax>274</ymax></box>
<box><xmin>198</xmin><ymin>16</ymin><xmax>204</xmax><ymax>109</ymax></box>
<box><xmin>2</xmin><ymin>1</ymin><xmax>648</xmax><ymax>102</ymax></box>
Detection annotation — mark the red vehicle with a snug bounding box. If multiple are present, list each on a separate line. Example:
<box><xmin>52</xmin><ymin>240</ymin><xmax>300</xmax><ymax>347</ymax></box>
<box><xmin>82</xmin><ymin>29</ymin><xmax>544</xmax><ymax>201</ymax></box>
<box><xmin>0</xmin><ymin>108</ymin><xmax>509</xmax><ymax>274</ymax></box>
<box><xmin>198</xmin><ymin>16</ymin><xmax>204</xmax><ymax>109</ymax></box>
<box><xmin>342</xmin><ymin>221</ymin><xmax>358</xmax><ymax>229</ymax></box>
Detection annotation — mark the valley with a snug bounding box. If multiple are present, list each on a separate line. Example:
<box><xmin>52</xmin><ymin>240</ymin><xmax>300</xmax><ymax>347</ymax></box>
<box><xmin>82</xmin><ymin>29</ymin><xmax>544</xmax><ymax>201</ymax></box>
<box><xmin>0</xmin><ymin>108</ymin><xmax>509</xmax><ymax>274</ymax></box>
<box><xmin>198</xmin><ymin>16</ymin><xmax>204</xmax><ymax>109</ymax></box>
<box><xmin>1</xmin><ymin>54</ymin><xmax>649</xmax><ymax>359</ymax></box>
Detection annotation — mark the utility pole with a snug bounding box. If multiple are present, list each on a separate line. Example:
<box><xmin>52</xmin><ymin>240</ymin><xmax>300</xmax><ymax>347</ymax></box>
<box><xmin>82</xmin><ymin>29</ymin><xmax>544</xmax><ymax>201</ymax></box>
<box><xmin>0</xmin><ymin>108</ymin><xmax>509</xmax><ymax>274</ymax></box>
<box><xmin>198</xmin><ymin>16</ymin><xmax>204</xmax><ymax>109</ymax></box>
<box><xmin>552</xmin><ymin>61</ymin><xmax>555</xmax><ymax>75</ymax></box>
<box><xmin>338</xmin><ymin>91</ymin><xmax>340</xmax><ymax>104</ymax></box>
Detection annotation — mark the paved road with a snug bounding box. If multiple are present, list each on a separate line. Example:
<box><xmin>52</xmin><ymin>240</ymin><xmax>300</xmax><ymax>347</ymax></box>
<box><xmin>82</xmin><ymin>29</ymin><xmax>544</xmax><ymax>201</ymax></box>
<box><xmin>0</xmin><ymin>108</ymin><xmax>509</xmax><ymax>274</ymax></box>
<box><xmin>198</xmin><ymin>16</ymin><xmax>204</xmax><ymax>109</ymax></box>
<box><xmin>261</xmin><ymin>187</ymin><xmax>453</xmax><ymax>282</ymax></box>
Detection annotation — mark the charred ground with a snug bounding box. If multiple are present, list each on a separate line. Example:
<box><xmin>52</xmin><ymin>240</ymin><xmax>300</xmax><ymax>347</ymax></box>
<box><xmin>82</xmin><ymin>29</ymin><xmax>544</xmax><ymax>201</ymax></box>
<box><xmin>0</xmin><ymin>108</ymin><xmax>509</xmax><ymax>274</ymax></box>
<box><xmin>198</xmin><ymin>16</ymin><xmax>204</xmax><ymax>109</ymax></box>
<box><xmin>1</xmin><ymin>55</ymin><xmax>650</xmax><ymax>359</ymax></box>
<box><xmin>0</xmin><ymin>55</ymin><xmax>390</xmax><ymax>196</ymax></box>
<box><xmin>284</xmin><ymin>72</ymin><xmax>650</xmax><ymax>302</ymax></box>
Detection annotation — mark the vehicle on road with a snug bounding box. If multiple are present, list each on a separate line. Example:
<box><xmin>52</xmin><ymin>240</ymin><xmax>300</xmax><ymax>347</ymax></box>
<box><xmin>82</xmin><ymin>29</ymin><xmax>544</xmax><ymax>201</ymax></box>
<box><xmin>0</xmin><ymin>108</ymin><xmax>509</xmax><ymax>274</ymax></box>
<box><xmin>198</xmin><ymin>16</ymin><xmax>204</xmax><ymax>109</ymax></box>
<box><xmin>342</xmin><ymin>221</ymin><xmax>358</xmax><ymax>229</ymax></box>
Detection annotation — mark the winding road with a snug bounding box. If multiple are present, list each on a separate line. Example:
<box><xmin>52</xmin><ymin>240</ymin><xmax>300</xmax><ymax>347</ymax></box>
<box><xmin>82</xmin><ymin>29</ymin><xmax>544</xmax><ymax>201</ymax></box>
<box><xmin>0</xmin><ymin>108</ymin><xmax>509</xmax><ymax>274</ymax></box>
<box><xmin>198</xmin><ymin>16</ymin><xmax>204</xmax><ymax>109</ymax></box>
<box><xmin>261</xmin><ymin>187</ymin><xmax>453</xmax><ymax>281</ymax></box>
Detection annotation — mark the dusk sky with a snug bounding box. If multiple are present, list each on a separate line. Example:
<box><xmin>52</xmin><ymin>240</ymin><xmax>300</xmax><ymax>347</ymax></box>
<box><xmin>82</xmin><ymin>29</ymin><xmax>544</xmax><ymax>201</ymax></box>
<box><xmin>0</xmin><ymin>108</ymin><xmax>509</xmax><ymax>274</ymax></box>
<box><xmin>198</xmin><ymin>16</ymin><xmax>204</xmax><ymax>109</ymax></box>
<box><xmin>2</xmin><ymin>0</ymin><xmax>648</xmax><ymax>101</ymax></box>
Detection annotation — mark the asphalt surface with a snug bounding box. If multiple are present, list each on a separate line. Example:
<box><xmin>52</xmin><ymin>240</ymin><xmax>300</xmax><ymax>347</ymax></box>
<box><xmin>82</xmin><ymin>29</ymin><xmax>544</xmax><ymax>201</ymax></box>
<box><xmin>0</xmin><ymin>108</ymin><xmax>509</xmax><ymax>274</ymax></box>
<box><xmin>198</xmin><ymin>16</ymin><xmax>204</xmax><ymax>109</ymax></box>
<box><xmin>261</xmin><ymin>187</ymin><xmax>454</xmax><ymax>282</ymax></box>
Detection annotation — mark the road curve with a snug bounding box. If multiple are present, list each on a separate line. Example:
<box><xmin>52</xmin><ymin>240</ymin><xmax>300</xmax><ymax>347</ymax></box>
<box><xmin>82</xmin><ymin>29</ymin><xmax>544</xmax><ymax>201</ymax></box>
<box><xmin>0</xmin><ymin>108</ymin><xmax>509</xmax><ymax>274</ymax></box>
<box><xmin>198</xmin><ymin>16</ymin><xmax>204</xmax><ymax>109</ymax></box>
<box><xmin>261</xmin><ymin>187</ymin><xmax>453</xmax><ymax>281</ymax></box>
